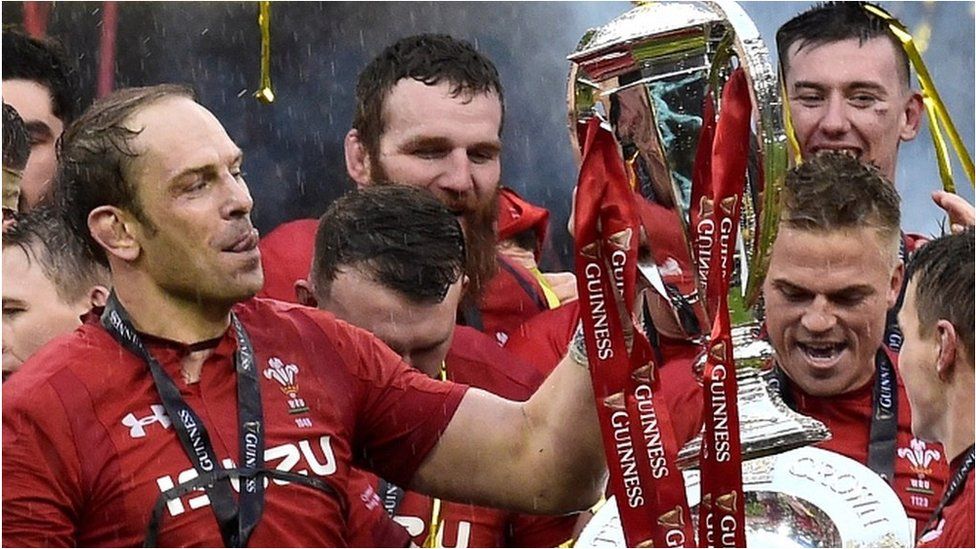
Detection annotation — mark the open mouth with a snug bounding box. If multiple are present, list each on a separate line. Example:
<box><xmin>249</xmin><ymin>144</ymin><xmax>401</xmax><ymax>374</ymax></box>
<box><xmin>812</xmin><ymin>147</ymin><xmax>862</xmax><ymax>160</ymax></box>
<box><xmin>797</xmin><ymin>341</ymin><xmax>847</xmax><ymax>364</ymax></box>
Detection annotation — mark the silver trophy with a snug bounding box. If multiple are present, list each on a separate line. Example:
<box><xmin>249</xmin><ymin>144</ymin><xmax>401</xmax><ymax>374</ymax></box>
<box><xmin>567</xmin><ymin>1</ymin><xmax>913</xmax><ymax>545</ymax></box>
<box><xmin>568</xmin><ymin>0</ymin><xmax>827</xmax><ymax>468</ymax></box>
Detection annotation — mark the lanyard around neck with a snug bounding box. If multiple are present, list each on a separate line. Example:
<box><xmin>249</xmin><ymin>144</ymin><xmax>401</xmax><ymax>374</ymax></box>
<box><xmin>101</xmin><ymin>292</ymin><xmax>265</xmax><ymax>547</ymax></box>
<box><xmin>921</xmin><ymin>444</ymin><xmax>976</xmax><ymax>537</ymax></box>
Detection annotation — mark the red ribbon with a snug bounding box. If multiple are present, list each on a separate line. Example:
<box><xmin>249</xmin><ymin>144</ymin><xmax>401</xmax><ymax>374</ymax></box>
<box><xmin>690</xmin><ymin>90</ymin><xmax>719</xmax><ymax>318</ymax></box>
<box><xmin>695</xmin><ymin>69</ymin><xmax>750</xmax><ymax>548</ymax></box>
<box><xmin>575</xmin><ymin>118</ymin><xmax>694</xmax><ymax>547</ymax></box>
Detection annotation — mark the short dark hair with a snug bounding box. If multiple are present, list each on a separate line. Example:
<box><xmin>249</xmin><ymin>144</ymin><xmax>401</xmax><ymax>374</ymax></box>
<box><xmin>3</xmin><ymin>103</ymin><xmax>30</xmax><ymax>171</ymax></box>
<box><xmin>780</xmin><ymin>152</ymin><xmax>901</xmax><ymax>259</ymax></box>
<box><xmin>777</xmin><ymin>2</ymin><xmax>910</xmax><ymax>87</ymax></box>
<box><xmin>905</xmin><ymin>228</ymin><xmax>975</xmax><ymax>359</ymax></box>
<box><xmin>3</xmin><ymin>205</ymin><xmax>111</xmax><ymax>303</ymax></box>
<box><xmin>2</xmin><ymin>28</ymin><xmax>82</xmax><ymax>124</ymax></box>
<box><xmin>54</xmin><ymin>84</ymin><xmax>195</xmax><ymax>266</ymax></box>
<box><xmin>352</xmin><ymin>34</ymin><xmax>504</xmax><ymax>159</ymax></box>
<box><xmin>312</xmin><ymin>185</ymin><xmax>466</xmax><ymax>304</ymax></box>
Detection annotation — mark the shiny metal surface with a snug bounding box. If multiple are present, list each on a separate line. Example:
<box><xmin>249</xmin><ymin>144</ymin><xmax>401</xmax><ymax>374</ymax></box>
<box><xmin>676</xmin><ymin>366</ymin><xmax>830</xmax><ymax>469</ymax></box>
<box><xmin>577</xmin><ymin>447</ymin><xmax>914</xmax><ymax>548</ymax></box>
<box><xmin>568</xmin><ymin>4</ymin><xmax>846</xmax><ymax>545</ymax></box>
<box><xmin>567</xmin><ymin>0</ymin><xmax>787</xmax><ymax>329</ymax></box>
<box><xmin>569</xmin><ymin>0</ymin><xmax>828</xmax><ymax>462</ymax></box>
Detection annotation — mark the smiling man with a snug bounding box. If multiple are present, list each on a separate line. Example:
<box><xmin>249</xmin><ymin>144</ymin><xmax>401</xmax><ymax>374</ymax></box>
<box><xmin>764</xmin><ymin>152</ymin><xmax>949</xmax><ymax>535</ymax></box>
<box><xmin>342</xmin><ymin>34</ymin><xmax>555</xmax><ymax>341</ymax></box>
<box><xmin>344</xmin><ymin>34</ymin><xmax>503</xmax><ymax>299</ymax></box>
<box><xmin>776</xmin><ymin>2</ymin><xmax>923</xmax><ymax>184</ymax></box>
<box><xmin>2</xmin><ymin>85</ymin><xmax>604</xmax><ymax>547</ymax></box>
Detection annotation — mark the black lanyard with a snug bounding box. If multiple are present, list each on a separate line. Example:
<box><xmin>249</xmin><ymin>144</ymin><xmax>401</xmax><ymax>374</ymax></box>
<box><xmin>770</xmin><ymin>348</ymin><xmax>899</xmax><ymax>483</ymax></box>
<box><xmin>102</xmin><ymin>294</ymin><xmax>345</xmax><ymax>546</ymax></box>
<box><xmin>884</xmin><ymin>235</ymin><xmax>910</xmax><ymax>352</ymax></box>
<box><xmin>376</xmin><ymin>479</ymin><xmax>407</xmax><ymax>517</ymax></box>
<box><xmin>921</xmin><ymin>444</ymin><xmax>976</xmax><ymax>537</ymax></box>
<box><xmin>102</xmin><ymin>292</ymin><xmax>265</xmax><ymax>546</ymax></box>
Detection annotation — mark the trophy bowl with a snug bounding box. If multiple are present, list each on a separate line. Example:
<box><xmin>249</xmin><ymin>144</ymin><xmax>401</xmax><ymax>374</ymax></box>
<box><xmin>576</xmin><ymin>447</ymin><xmax>915</xmax><ymax>548</ymax></box>
<box><xmin>568</xmin><ymin>0</ymin><xmax>828</xmax><ymax>468</ymax></box>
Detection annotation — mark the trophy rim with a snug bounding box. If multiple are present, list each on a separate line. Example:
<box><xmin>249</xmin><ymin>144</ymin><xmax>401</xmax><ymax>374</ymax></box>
<box><xmin>576</xmin><ymin>446</ymin><xmax>914</xmax><ymax>548</ymax></box>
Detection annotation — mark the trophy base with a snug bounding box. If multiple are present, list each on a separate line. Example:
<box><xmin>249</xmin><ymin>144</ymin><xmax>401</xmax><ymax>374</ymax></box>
<box><xmin>676</xmin><ymin>366</ymin><xmax>830</xmax><ymax>470</ymax></box>
<box><xmin>577</xmin><ymin>447</ymin><xmax>914</xmax><ymax>548</ymax></box>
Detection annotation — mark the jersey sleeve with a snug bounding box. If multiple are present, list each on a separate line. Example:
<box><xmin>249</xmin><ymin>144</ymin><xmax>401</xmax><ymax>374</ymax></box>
<box><xmin>2</xmin><ymin>380</ymin><xmax>83</xmax><ymax>547</ymax></box>
<box><xmin>299</xmin><ymin>309</ymin><xmax>469</xmax><ymax>487</ymax></box>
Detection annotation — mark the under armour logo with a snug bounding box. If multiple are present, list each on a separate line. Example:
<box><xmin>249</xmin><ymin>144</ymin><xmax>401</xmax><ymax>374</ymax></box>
<box><xmin>122</xmin><ymin>405</ymin><xmax>172</xmax><ymax>438</ymax></box>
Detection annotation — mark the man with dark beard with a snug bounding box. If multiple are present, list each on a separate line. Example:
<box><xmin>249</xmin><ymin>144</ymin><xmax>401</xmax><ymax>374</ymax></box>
<box><xmin>343</xmin><ymin>33</ymin><xmax>555</xmax><ymax>343</ymax></box>
<box><xmin>338</xmin><ymin>34</ymin><xmax>581</xmax><ymax>543</ymax></box>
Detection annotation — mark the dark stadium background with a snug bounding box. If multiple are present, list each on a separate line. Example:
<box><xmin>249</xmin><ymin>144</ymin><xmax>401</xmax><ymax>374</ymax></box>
<box><xmin>3</xmin><ymin>1</ymin><xmax>972</xmax><ymax>270</ymax></box>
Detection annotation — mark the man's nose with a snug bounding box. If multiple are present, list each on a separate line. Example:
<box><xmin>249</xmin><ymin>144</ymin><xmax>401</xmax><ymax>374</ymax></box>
<box><xmin>818</xmin><ymin>95</ymin><xmax>852</xmax><ymax>136</ymax></box>
<box><xmin>223</xmin><ymin>174</ymin><xmax>254</xmax><ymax>218</ymax></box>
<box><xmin>433</xmin><ymin>150</ymin><xmax>475</xmax><ymax>196</ymax></box>
<box><xmin>800</xmin><ymin>296</ymin><xmax>837</xmax><ymax>333</ymax></box>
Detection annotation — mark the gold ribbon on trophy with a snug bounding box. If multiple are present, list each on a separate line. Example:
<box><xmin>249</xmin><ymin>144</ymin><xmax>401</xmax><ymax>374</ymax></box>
<box><xmin>863</xmin><ymin>2</ymin><xmax>974</xmax><ymax>193</ymax></box>
<box><xmin>254</xmin><ymin>1</ymin><xmax>275</xmax><ymax>104</ymax></box>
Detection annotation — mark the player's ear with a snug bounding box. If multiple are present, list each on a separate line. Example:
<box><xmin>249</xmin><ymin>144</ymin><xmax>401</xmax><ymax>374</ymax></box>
<box><xmin>934</xmin><ymin>319</ymin><xmax>958</xmax><ymax>382</ymax></box>
<box><xmin>887</xmin><ymin>259</ymin><xmax>905</xmax><ymax>310</ymax></box>
<box><xmin>899</xmin><ymin>91</ymin><xmax>923</xmax><ymax>142</ymax></box>
<box><xmin>344</xmin><ymin>129</ymin><xmax>372</xmax><ymax>188</ymax></box>
<box><xmin>295</xmin><ymin>279</ymin><xmax>318</xmax><ymax>307</ymax></box>
<box><xmin>89</xmin><ymin>285</ymin><xmax>110</xmax><ymax>308</ymax></box>
<box><xmin>89</xmin><ymin>205</ymin><xmax>141</xmax><ymax>262</ymax></box>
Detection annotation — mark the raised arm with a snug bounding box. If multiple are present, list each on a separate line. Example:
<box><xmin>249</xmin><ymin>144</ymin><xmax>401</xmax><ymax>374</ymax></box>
<box><xmin>409</xmin><ymin>351</ymin><xmax>606</xmax><ymax>514</ymax></box>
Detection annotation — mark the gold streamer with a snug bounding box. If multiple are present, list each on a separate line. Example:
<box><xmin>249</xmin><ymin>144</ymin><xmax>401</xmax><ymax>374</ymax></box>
<box><xmin>529</xmin><ymin>267</ymin><xmax>562</xmax><ymax>309</ymax></box>
<box><xmin>864</xmin><ymin>3</ymin><xmax>974</xmax><ymax>190</ymax></box>
<box><xmin>254</xmin><ymin>1</ymin><xmax>275</xmax><ymax>104</ymax></box>
<box><xmin>420</xmin><ymin>361</ymin><xmax>449</xmax><ymax>548</ymax></box>
<box><xmin>422</xmin><ymin>497</ymin><xmax>443</xmax><ymax>547</ymax></box>
<box><xmin>779</xmin><ymin>77</ymin><xmax>803</xmax><ymax>166</ymax></box>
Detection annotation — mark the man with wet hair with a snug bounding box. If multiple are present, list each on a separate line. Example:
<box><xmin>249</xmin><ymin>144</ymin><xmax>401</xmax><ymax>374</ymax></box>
<box><xmin>776</xmin><ymin>2</ymin><xmax>973</xmax><ymax>233</ymax></box>
<box><xmin>777</xmin><ymin>1</ymin><xmax>920</xmax><ymax>184</ymax></box>
<box><xmin>2</xmin><ymin>28</ymin><xmax>82</xmax><ymax>209</ymax></box>
<box><xmin>2</xmin><ymin>103</ymin><xmax>30</xmax><ymax>225</ymax></box>
<box><xmin>343</xmin><ymin>33</ymin><xmax>554</xmax><ymax>340</ymax></box>
<box><xmin>2</xmin><ymin>84</ymin><xmax>604</xmax><ymax>547</ymax></box>
<box><xmin>898</xmin><ymin>228</ymin><xmax>975</xmax><ymax>548</ymax></box>
<box><xmin>775</xmin><ymin>1</ymin><xmax>976</xmax><ymax>362</ymax></box>
<box><xmin>2</xmin><ymin>206</ymin><xmax>111</xmax><ymax>381</ymax></box>
<box><xmin>763</xmin><ymin>152</ymin><xmax>949</xmax><ymax>535</ymax></box>
<box><xmin>345</xmin><ymin>34</ymin><xmax>503</xmax><ymax>296</ymax></box>
<box><xmin>298</xmin><ymin>184</ymin><xmax>574</xmax><ymax>547</ymax></box>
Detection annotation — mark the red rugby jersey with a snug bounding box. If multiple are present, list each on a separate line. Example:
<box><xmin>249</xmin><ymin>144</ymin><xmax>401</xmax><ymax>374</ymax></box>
<box><xmin>917</xmin><ymin>451</ymin><xmax>975</xmax><ymax>548</ymax></box>
<box><xmin>781</xmin><ymin>355</ymin><xmax>950</xmax><ymax>537</ymax></box>
<box><xmin>2</xmin><ymin>298</ymin><xmax>467</xmax><ymax>547</ymax></box>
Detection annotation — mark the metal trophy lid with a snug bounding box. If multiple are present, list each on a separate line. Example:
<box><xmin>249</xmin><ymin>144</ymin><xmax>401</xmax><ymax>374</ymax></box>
<box><xmin>577</xmin><ymin>447</ymin><xmax>914</xmax><ymax>548</ymax></box>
